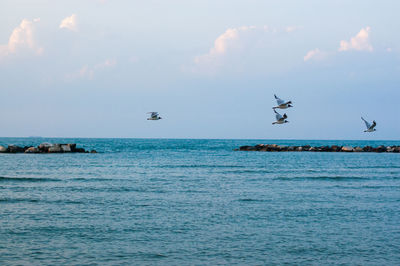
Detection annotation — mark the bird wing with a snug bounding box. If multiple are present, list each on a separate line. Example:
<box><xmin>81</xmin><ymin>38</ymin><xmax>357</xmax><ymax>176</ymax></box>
<box><xmin>361</xmin><ymin>117</ymin><xmax>371</xmax><ymax>129</ymax></box>
<box><xmin>147</xmin><ymin>112</ymin><xmax>158</xmax><ymax>118</ymax></box>
<box><xmin>274</xmin><ymin>94</ymin><xmax>284</xmax><ymax>105</ymax></box>
<box><xmin>275</xmin><ymin>111</ymin><xmax>283</xmax><ymax>120</ymax></box>
<box><xmin>370</xmin><ymin>120</ymin><xmax>377</xmax><ymax>129</ymax></box>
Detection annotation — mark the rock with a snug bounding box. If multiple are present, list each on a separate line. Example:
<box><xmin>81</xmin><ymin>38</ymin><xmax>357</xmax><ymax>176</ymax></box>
<box><xmin>288</xmin><ymin>146</ymin><xmax>296</xmax><ymax>151</ymax></box>
<box><xmin>234</xmin><ymin>144</ymin><xmax>400</xmax><ymax>153</ymax></box>
<box><xmin>386</xmin><ymin>147</ymin><xmax>395</xmax><ymax>153</ymax></box>
<box><xmin>296</xmin><ymin>146</ymin><xmax>303</xmax><ymax>151</ymax></box>
<box><xmin>38</xmin><ymin>143</ymin><xmax>52</xmax><ymax>152</ymax></box>
<box><xmin>0</xmin><ymin>145</ymin><xmax>7</xmax><ymax>153</ymax></box>
<box><xmin>279</xmin><ymin>146</ymin><xmax>288</xmax><ymax>152</ymax></box>
<box><xmin>67</xmin><ymin>144</ymin><xmax>76</xmax><ymax>151</ymax></box>
<box><xmin>255</xmin><ymin>144</ymin><xmax>264</xmax><ymax>151</ymax></box>
<box><xmin>7</xmin><ymin>145</ymin><xmax>25</xmax><ymax>153</ymax></box>
<box><xmin>48</xmin><ymin>144</ymin><xmax>62</xmax><ymax>153</ymax></box>
<box><xmin>25</xmin><ymin>147</ymin><xmax>40</xmax><ymax>153</ymax></box>
<box><xmin>302</xmin><ymin>145</ymin><xmax>311</xmax><ymax>151</ymax></box>
<box><xmin>341</xmin><ymin>146</ymin><xmax>354</xmax><ymax>152</ymax></box>
<box><xmin>61</xmin><ymin>145</ymin><xmax>71</xmax><ymax>152</ymax></box>
<box><xmin>90</xmin><ymin>150</ymin><xmax>97</xmax><ymax>153</ymax></box>
<box><xmin>354</xmin><ymin>147</ymin><xmax>363</xmax><ymax>152</ymax></box>
<box><xmin>74</xmin><ymin>148</ymin><xmax>86</xmax><ymax>153</ymax></box>
<box><xmin>363</xmin><ymin>146</ymin><xmax>373</xmax><ymax>152</ymax></box>
<box><xmin>375</xmin><ymin>145</ymin><xmax>386</xmax><ymax>153</ymax></box>
<box><xmin>331</xmin><ymin>145</ymin><xmax>341</xmax><ymax>152</ymax></box>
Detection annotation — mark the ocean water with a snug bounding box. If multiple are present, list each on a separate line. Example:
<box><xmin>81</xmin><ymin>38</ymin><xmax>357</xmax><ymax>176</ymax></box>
<box><xmin>1</xmin><ymin>138</ymin><xmax>400</xmax><ymax>265</ymax></box>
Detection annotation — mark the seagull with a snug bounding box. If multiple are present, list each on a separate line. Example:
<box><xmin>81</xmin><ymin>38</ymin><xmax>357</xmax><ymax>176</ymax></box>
<box><xmin>272</xmin><ymin>109</ymin><xmax>289</xmax><ymax>125</ymax></box>
<box><xmin>273</xmin><ymin>94</ymin><xmax>293</xmax><ymax>110</ymax></box>
<box><xmin>361</xmin><ymin>117</ymin><xmax>376</xmax><ymax>132</ymax></box>
<box><xmin>147</xmin><ymin>112</ymin><xmax>162</xmax><ymax>120</ymax></box>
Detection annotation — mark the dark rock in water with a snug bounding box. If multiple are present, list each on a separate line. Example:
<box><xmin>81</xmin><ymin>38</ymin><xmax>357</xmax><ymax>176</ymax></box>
<box><xmin>331</xmin><ymin>145</ymin><xmax>341</xmax><ymax>152</ymax></box>
<box><xmin>288</xmin><ymin>146</ymin><xmax>296</xmax><ymax>151</ymax></box>
<box><xmin>363</xmin><ymin>146</ymin><xmax>372</xmax><ymax>152</ymax></box>
<box><xmin>235</xmin><ymin>144</ymin><xmax>400</xmax><ymax>153</ymax></box>
<box><xmin>7</xmin><ymin>145</ymin><xmax>25</xmax><ymax>153</ymax></box>
<box><xmin>68</xmin><ymin>143</ymin><xmax>76</xmax><ymax>152</ymax></box>
<box><xmin>38</xmin><ymin>143</ymin><xmax>52</xmax><ymax>152</ymax></box>
<box><xmin>374</xmin><ymin>145</ymin><xmax>386</xmax><ymax>153</ymax></box>
<box><xmin>302</xmin><ymin>145</ymin><xmax>311</xmax><ymax>151</ymax></box>
<box><xmin>1</xmin><ymin>143</ymin><xmax>91</xmax><ymax>154</ymax></box>
<box><xmin>90</xmin><ymin>150</ymin><xmax>97</xmax><ymax>153</ymax></box>
<box><xmin>74</xmin><ymin>148</ymin><xmax>86</xmax><ymax>153</ymax></box>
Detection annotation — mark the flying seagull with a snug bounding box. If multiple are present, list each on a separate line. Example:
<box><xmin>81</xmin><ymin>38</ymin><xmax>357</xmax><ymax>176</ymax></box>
<box><xmin>272</xmin><ymin>109</ymin><xmax>289</xmax><ymax>125</ymax></box>
<box><xmin>147</xmin><ymin>112</ymin><xmax>162</xmax><ymax>120</ymax></box>
<box><xmin>361</xmin><ymin>117</ymin><xmax>376</xmax><ymax>132</ymax></box>
<box><xmin>273</xmin><ymin>94</ymin><xmax>293</xmax><ymax>110</ymax></box>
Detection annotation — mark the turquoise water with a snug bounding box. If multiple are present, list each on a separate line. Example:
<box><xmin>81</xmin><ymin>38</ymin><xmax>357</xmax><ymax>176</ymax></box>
<box><xmin>1</xmin><ymin>138</ymin><xmax>400</xmax><ymax>265</ymax></box>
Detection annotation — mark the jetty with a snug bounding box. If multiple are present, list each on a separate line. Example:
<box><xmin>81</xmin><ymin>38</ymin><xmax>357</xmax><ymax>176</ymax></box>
<box><xmin>235</xmin><ymin>144</ymin><xmax>400</xmax><ymax>153</ymax></box>
<box><xmin>0</xmin><ymin>143</ymin><xmax>97</xmax><ymax>154</ymax></box>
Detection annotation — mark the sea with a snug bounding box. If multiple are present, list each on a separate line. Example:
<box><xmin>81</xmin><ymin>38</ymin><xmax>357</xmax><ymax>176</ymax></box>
<box><xmin>1</xmin><ymin>138</ymin><xmax>399</xmax><ymax>265</ymax></box>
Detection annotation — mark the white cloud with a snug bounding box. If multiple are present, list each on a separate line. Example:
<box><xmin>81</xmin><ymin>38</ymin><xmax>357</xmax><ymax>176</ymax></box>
<box><xmin>339</xmin><ymin>27</ymin><xmax>373</xmax><ymax>52</ymax></box>
<box><xmin>194</xmin><ymin>26</ymin><xmax>249</xmax><ymax>66</ymax></box>
<box><xmin>0</xmin><ymin>18</ymin><xmax>43</xmax><ymax>60</ymax></box>
<box><xmin>66</xmin><ymin>58</ymin><xmax>117</xmax><ymax>81</ymax></box>
<box><xmin>191</xmin><ymin>25</ymin><xmax>301</xmax><ymax>74</ymax></box>
<box><xmin>59</xmin><ymin>14</ymin><xmax>78</xmax><ymax>31</ymax></box>
<box><xmin>193</xmin><ymin>26</ymin><xmax>276</xmax><ymax>72</ymax></box>
<box><xmin>304</xmin><ymin>48</ymin><xmax>326</xmax><ymax>62</ymax></box>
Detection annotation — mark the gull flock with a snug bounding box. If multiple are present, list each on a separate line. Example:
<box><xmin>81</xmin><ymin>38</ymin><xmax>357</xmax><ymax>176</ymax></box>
<box><xmin>147</xmin><ymin>94</ymin><xmax>377</xmax><ymax>133</ymax></box>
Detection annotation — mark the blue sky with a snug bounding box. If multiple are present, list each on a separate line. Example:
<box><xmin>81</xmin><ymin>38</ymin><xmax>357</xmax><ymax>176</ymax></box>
<box><xmin>1</xmin><ymin>0</ymin><xmax>399</xmax><ymax>139</ymax></box>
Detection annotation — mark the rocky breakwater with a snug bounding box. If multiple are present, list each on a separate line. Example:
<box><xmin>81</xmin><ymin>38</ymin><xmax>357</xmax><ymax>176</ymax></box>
<box><xmin>0</xmin><ymin>143</ymin><xmax>97</xmax><ymax>154</ymax></box>
<box><xmin>235</xmin><ymin>144</ymin><xmax>400</xmax><ymax>153</ymax></box>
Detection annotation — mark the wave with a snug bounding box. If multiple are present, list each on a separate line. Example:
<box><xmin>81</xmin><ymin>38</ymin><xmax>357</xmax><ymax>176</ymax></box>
<box><xmin>157</xmin><ymin>164</ymin><xmax>244</xmax><ymax>169</ymax></box>
<box><xmin>276</xmin><ymin>175</ymin><xmax>368</xmax><ymax>181</ymax></box>
<box><xmin>238</xmin><ymin>198</ymin><xmax>271</xmax><ymax>202</ymax></box>
<box><xmin>0</xmin><ymin>176</ymin><xmax>60</xmax><ymax>182</ymax></box>
<box><xmin>0</xmin><ymin>198</ymin><xmax>83</xmax><ymax>204</ymax></box>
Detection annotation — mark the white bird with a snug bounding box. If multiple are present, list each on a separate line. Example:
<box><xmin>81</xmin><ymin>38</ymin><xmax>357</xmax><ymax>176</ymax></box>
<box><xmin>147</xmin><ymin>112</ymin><xmax>162</xmax><ymax>120</ymax></box>
<box><xmin>272</xmin><ymin>109</ymin><xmax>289</xmax><ymax>125</ymax></box>
<box><xmin>361</xmin><ymin>117</ymin><xmax>376</xmax><ymax>132</ymax></box>
<box><xmin>273</xmin><ymin>94</ymin><xmax>293</xmax><ymax>110</ymax></box>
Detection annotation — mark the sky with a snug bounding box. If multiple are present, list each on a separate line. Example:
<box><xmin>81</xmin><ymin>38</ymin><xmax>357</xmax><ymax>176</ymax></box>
<box><xmin>0</xmin><ymin>0</ymin><xmax>399</xmax><ymax>139</ymax></box>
